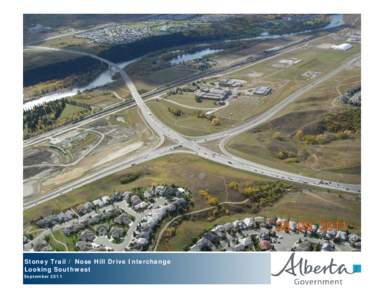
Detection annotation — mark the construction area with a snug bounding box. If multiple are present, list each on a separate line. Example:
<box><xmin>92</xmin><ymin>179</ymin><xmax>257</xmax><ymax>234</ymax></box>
<box><xmin>23</xmin><ymin>107</ymin><xmax>158</xmax><ymax>202</ymax></box>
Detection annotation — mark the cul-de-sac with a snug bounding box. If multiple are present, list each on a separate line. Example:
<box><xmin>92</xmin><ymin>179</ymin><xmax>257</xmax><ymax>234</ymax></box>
<box><xmin>23</xmin><ymin>14</ymin><xmax>361</xmax><ymax>252</ymax></box>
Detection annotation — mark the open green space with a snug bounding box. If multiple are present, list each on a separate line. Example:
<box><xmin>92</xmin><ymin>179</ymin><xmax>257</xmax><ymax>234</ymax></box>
<box><xmin>217</xmin><ymin>81</ymin><xmax>301</xmax><ymax>123</ymax></box>
<box><xmin>226</xmin><ymin>67</ymin><xmax>361</xmax><ymax>184</ymax></box>
<box><xmin>24</xmin><ymin>153</ymin><xmax>273</xmax><ymax>224</ymax></box>
<box><xmin>23</xmin><ymin>99</ymin><xmax>92</xmax><ymax>139</ymax></box>
<box><xmin>231</xmin><ymin>43</ymin><xmax>360</xmax><ymax>85</ymax></box>
<box><xmin>51</xmin><ymin>230</ymin><xmax>78</xmax><ymax>251</ymax></box>
<box><xmin>105</xmin><ymin>107</ymin><xmax>155</xmax><ymax>142</ymax></box>
<box><xmin>260</xmin><ymin>190</ymin><xmax>361</xmax><ymax>232</ymax></box>
<box><xmin>163</xmin><ymin>92</ymin><xmax>218</xmax><ymax>109</ymax></box>
<box><xmin>216</xmin><ymin>44</ymin><xmax>360</xmax><ymax>122</ymax></box>
<box><xmin>147</xmin><ymin>39</ymin><xmax>360</xmax><ymax>137</ymax></box>
<box><xmin>57</xmin><ymin>104</ymin><xmax>85</xmax><ymax>121</ymax></box>
<box><xmin>148</xmin><ymin>100</ymin><xmax>236</xmax><ymax>136</ymax></box>
<box><xmin>124</xmin><ymin>57</ymin><xmax>199</xmax><ymax>93</ymax></box>
<box><xmin>47</xmin><ymin>233</ymin><xmax>67</xmax><ymax>251</ymax></box>
<box><xmin>65</xmin><ymin>131</ymin><xmax>100</xmax><ymax>159</ymax></box>
<box><xmin>24</xmin><ymin>152</ymin><xmax>360</xmax><ymax>244</ymax></box>
<box><xmin>158</xmin><ymin>213</ymin><xmax>255</xmax><ymax>251</ymax></box>
<box><xmin>69</xmin><ymin>88</ymin><xmax>124</xmax><ymax>109</ymax></box>
<box><xmin>158</xmin><ymin>188</ymin><xmax>360</xmax><ymax>251</ymax></box>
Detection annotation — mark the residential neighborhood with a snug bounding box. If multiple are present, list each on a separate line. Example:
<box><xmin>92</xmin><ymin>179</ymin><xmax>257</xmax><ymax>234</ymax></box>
<box><xmin>24</xmin><ymin>185</ymin><xmax>191</xmax><ymax>251</ymax></box>
<box><xmin>190</xmin><ymin>216</ymin><xmax>361</xmax><ymax>252</ymax></box>
<box><xmin>23</xmin><ymin>14</ymin><xmax>361</xmax><ymax>255</ymax></box>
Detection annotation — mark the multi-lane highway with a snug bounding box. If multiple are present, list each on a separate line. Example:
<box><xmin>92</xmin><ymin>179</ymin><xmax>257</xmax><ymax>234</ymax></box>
<box><xmin>23</xmin><ymin>43</ymin><xmax>361</xmax><ymax>209</ymax></box>
<box><xmin>117</xmin><ymin>56</ymin><xmax>360</xmax><ymax>194</ymax></box>
<box><xmin>23</xmin><ymin>35</ymin><xmax>317</xmax><ymax>148</ymax></box>
<box><xmin>194</xmin><ymin>55</ymin><xmax>361</xmax><ymax>144</ymax></box>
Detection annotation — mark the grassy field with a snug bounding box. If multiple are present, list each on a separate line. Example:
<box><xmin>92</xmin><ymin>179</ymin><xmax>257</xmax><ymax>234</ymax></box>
<box><xmin>51</xmin><ymin>230</ymin><xmax>78</xmax><ymax>251</ymax></box>
<box><xmin>66</xmin><ymin>131</ymin><xmax>100</xmax><ymax>158</ymax></box>
<box><xmin>108</xmin><ymin>80</ymin><xmax>132</xmax><ymax>99</ymax></box>
<box><xmin>24</xmin><ymin>153</ymin><xmax>272</xmax><ymax>224</ymax></box>
<box><xmin>226</xmin><ymin>66</ymin><xmax>361</xmax><ymax>184</ymax></box>
<box><xmin>147</xmin><ymin>37</ymin><xmax>360</xmax><ymax>136</ymax></box>
<box><xmin>157</xmin><ymin>212</ymin><xmax>256</xmax><ymax>251</ymax></box>
<box><xmin>227</xmin><ymin>132</ymin><xmax>360</xmax><ymax>183</ymax></box>
<box><xmin>260</xmin><ymin>189</ymin><xmax>361</xmax><ymax>232</ymax></box>
<box><xmin>69</xmin><ymin>88</ymin><xmax>124</xmax><ymax>109</ymax></box>
<box><xmin>215</xmin><ymin>42</ymin><xmax>360</xmax><ymax>122</ymax></box>
<box><xmin>104</xmin><ymin>107</ymin><xmax>157</xmax><ymax>143</ymax></box>
<box><xmin>105</xmin><ymin>107</ymin><xmax>153</xmax><ymax>136</ymax></box>
<box><xmin>269</xmin><ymin>45</ymin><xmax>359</xmax><ymax>81</ymax></box>
<box><xmin>25</xmin><ymin>152</ymin><xmax>361</xmax><ymax>245</ymax></box>
<box><xmin>47</xmin><ymin>232</ymin><xmax>67</xmax><ymax>251</ymax></box>
<box><xmin>125</xmin><ymin>58</ymin><xmax>199</xmax><ymax>93</ymax></box>
<box><xmin>58</xmin><ymin>104</ymin><xmax>86</xmax><ymax>120</ymax></box>
<box><xmin>218</xmin><ymin>81</ymin><xmax>301</xmax><ymax>122</ymax></box>
<box><xmin>158</xmin><ymin>188</ymin><xmax>361</xmax><ymax>251</ymax></box>
<box><xmin>164</xmin><ymin>93</ymin><xmax>217</xmax><ymax>109</ymax></box>
<box><xmin>231</xmin><ymin>42</ymin><xmax>360</xmax><ymax>85</ymax></box>
<box><xmin>148</xmin><ymin>100</ymin><xmax>236</xmax><ymax>136</ymax></box>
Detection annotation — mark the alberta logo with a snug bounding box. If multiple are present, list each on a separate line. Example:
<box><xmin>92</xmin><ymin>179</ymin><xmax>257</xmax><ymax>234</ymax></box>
<box><xmin>272</xmin><ymin>253</ymin><xmax>361</xmax><ymax>285</ymax></box>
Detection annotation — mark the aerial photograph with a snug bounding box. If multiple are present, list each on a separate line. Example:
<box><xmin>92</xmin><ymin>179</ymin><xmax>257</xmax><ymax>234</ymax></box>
<box><xmin>23</xmin><ymin>14</ymin><xmax>361</xmax><ymax>252</ymax></box>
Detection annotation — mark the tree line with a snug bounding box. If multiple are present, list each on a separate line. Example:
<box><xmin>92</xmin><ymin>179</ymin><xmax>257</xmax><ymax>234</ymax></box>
<box><xmin>23</xmin><ymin>99</ymin><xmax>91</xmax><ymax>139</ymax></box>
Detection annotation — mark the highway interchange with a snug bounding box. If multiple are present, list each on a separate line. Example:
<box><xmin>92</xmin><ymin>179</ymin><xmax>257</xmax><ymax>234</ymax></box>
<box><xmin>23</xmin><ymin>42</ymin><xmax>361</xmax><ymax>209</ymax></box>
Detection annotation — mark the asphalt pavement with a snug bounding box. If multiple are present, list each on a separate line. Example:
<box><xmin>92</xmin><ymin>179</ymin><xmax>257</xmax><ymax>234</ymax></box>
<box><xmin>23</xmin><ymin>45</ymin><xmax>361</xmax><ymax>210</ymax></box>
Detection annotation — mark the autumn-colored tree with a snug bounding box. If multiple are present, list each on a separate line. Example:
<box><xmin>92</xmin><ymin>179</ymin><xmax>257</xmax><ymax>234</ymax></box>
<box><xmin>272</xmin><ymin>131</ymin><xmax>283</xmax><ymax>140</ymax></box>
<box><xmin>211</xmin><ymin>117</ymin><xmax>221</xmax><ymax>126</ymax></box>
<box><xmin>208</xmin><ymin>196</ymin><xmax>220</xmax><ymax>206</ymax></box>
<box><xmin>295</xmin><ymin>129</ymin><xmax>304</xmax><ymax>141</ymax></box>
<box><xmin>198</xmin><ymin>189</ymin><xmax>209</xmax><ymax>198</ymax></box>
<box><xmin>277</xmin><ymin>150</ymin><xmax>288</xmax><ymax>160</ymax></box>
<box><xmin>228</xmin><ymin>181</ymin><xmax>239</xmax><ymax>190</ymax></box>
<box><xmin>316</xmin><ymin>133</ymin><xmax>331</xmax><ymax>144</ymax></box>
<box><xmin>164</xmin><ymin>227</ymin><xmax>176</xmax><ymax>238</ymax></box>
<box><xmin>242</xmin><ymin>186</ymin><xmax>258</xmax><ymax>196</ymax></box>
<box><xmin>304</xmin><ymin>135</ymin><xmax>318</xmax><ymax>144</ymax></box>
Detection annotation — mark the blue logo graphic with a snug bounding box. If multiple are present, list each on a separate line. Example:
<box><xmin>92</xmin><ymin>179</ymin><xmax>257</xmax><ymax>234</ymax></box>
<box><xmin>353</xmin><ymin>264</ymin><xmax>362</xmax><ymax>273</ymax></box>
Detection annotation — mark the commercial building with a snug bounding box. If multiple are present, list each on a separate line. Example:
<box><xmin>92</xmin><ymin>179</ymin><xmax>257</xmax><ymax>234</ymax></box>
<box><xmin>279</xmin><ymin>58</ymin><xmax>301</xmax><ymax>65</ymax></box>
<box><xmin>254</xmin><ymin>86</ymin><xmax>272</xmax><ymax>96</ymax></box>
<box><xmin>331</xmin><ymin>43</ymin><xmax>353</xmax><ymax>51</ymax></box>
<box><xmin>219</xmin><ymin>79</ymin><xmax>246</xmax><ymax>87</ymax></box>
<box><xmin>195</xmin><ymin>87</ymin><xmax>231</xmax><ymax>101</ymax></box>
<box><xmin>272</xmin><ymin>57</ymin><xmax>302</xmax><ymax>68</ymax></box>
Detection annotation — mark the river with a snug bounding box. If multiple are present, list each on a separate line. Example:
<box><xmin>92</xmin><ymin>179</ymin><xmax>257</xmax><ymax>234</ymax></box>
<box><xmin>23</xmin><ymin>58</ymin><xmax>138</xmax><ymax>111</ymax></box>
<box><xmin>23</xmin><ymin>14</ymin><xmax>343</xmax><ymax>111</ymax></box>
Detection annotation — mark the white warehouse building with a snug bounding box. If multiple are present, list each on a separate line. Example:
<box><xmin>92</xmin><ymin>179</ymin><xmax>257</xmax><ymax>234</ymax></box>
<box><xmin>254</xmin><ymin>86</ymin><xmax>272</xmax><ymax>96</ymax></box>
<box><xmin>331</xmin><ymin>43</ymin><xmax>353</xmax><ymax>51</ymax></box>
